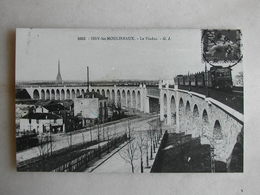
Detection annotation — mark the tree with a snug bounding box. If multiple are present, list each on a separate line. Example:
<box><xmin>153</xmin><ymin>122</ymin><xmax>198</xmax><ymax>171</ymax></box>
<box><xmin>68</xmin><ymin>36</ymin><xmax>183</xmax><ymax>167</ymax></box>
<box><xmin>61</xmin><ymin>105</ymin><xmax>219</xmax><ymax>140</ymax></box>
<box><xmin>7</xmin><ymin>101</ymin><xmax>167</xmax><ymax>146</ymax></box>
<box><xmin>144</xmin><ymin>135</ymin><xmax>150</xmax><ymax>168</ymax></box>
<box><xmin>147</xmin><ymin>127</ymin><xmax>156</xmax><ymax>160</ymax></box>
<box><xmin>136</xmin><ymin>131</ymin><xmax>145</xmax><ymax>173</ymax></box>
<box><xmin>126</xmin><ymin>119</ymin><xmax>134</xmax><ymax>140</ymax></box>
<box><xmin>106</xmin><ymin>127</ymin><xmax>111</xmax><ymax>153</ymax></box>
<box><xmin>110</xmin><ymin>102</ymin><xmax>123</xmax><ymax>120</ymax></box>
<box><xmin>37</xmin><ymin>132</ymin><xmax>56</xmax><ymax>158</ymax></box>
<box><xmin>37</xmin><ymin>133</ymin><xmax>56</xmax><ymax>170</ymax></box>
<box><xmin>119</xmin><ymin>139</ymin><xmax>138</xmax><ymax>173</ymax></box>
<box><xmin>38</xmin><ymin>134</ymin><xmax>49</xmax><ymax>159</ymax></box>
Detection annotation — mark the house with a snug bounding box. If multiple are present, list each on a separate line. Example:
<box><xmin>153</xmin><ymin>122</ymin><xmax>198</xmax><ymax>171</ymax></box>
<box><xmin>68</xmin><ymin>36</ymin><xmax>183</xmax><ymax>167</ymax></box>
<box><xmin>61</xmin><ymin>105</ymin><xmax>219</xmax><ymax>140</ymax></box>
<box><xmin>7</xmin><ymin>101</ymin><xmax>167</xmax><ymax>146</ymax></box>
<box><xmin>16</xmin><ymin>104</ymin><xmax>36</xmax><ymax>134</ymax></box>
<box><xmin>35</xmin><ymin>106</ymin><xmax>48</xmax><ymax>113</ymax></box>
<box><xmin>74</xmin><ymin>91</ymin><xmax>109</xmax><ymax>123</ymax></box>
<box><xmin>20</xmin><ymin>112</ymin><xmax>64</xmax><ymax>134</ymax></box>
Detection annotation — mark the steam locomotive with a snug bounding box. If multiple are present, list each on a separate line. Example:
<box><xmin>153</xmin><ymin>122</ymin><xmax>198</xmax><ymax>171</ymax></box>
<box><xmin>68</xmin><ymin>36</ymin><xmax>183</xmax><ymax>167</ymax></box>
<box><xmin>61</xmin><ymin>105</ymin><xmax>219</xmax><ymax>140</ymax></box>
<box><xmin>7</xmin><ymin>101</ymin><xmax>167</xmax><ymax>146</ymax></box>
<box><xmin>174</xmin><ymin>66</ymin><xmax>233</xmax><ymax>90</ymax></box>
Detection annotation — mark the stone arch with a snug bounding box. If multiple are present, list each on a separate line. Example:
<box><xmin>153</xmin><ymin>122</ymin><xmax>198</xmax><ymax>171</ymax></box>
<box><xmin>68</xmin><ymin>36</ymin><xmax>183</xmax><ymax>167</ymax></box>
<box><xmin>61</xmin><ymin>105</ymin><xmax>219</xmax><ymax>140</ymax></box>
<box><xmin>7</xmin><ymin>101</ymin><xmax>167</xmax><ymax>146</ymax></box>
<box><xmin>213</xmin><ymin>120</ymin><xmax>223</xmax><ymax>140</ymax></box>
<box><xmin>185</xmin><ymin>101</ymin><xmax>191</xmax><ymax>134</ymax></box>
<box><xmin>66</xmin><ymin>89</ymin><xmax>71</xmax><ymax>99</ymax></box>
<box><xmin>201</xmin><ymin>109</ymin><xmax>209</xmax><ymax>143</ymax></box>
<box><xmin>132</xmin><ymin>90</ymin><xmax>136</xmax><ymax>109</ymax></box>
<box><xmin>163</xmin><ymin>93</ymin><xmax>168</xmax><ymax>123</ymax></box>
<box><xmin>185</xmin><ymin>101</ymin><xmax>191</xmax><ymax>114</ymax></box>
<box><xmin>97</xmin><ymin>89</ymin><xmax>100</xmax><ymax>94</ymax></box>
<box><xmin>101</xmin><ymin>89</ymin><xmax>105</xmax><ymax>96</ymax></box>
<box><xmin>137</xmin><ymin>91</ymin><xmax>141</xmax><ymax>110</ymax></box>
<box><xmin>46</xmin><ymin>89</ymin><xmax>50</xmax><ymax>100</ymax></box>
<box><xmin>193</xmin><ymin>104</ymin><xmax>199</xmax><ymax>117</ymax></box>
<box><xmin>86</xmin><ymin>88</ymin><xmax>89</xmax><ymax>93</ymax></box>
<box><xmin>127</xmin><ymin>90</ymin><xmax>131</xmax><ymax>107</ymax></box>
<box><xmin>51</xmin><ymin>89</ymin><xmax>55</xmax><ymax>100</ymax></box>
<box><xmin>111</xmin><ymin>89</ymin><xmax>115</xmax><ymax>103</ymax></box>
<box><xmin>122</xmin><ymin>90</ymin><xmax>126</xmax><ymax>107</ymax></box>
<box><xmin>192</xmin><ymin>104</ymin><xmax>200</xmax><ymax>137</ymax></box>
<box><xmin>56</xmin><ymin>89</ymin><xmax>60</xmax><ymax>100</ymax></box>
<box><xmin>76</xmin><ymin>89</ymin><xmax>80</xmax><ymax>97</ymax></box>
<box><xmin>106</xmin><ymin>89</ymin><xmax>111</xmax><ymax>100</ymax></box>
<box><xmin>61</xmin><ymin>89</ymin><xmax>65</xmax><ymax>100</ymax></box>
<box><xmin>202</xmin><ymin>109</ymin><xmax>209</xmax><ymax>123</ymax></box>
<box><xmin>71</xmin><ymin>89</ymin><xmax>76</xmax><ymax>99</ymax></box>
<box><xmin>91</xmin><ymin>89</ymin><xmax>95</xmax><ymax>93</ymax></box>
<box><xmin>33</xmin><ymin>89</ymin><xmax>40</xmax><ymax>100</ymax></box>
<box><xmin>117</xmin><ymin>90</ymin><xmax>121</xmax><ymax>107</ymax></box>
<box><xmin>41</xmin><ymin>89</ymin><xmax>45</xmax><ymax>100</ymax></box>
<box><xmin>81</xmin><ymin>89</ymin><xmax>85</xmax><ymax>96</ymax></box>
<box><xmin>179</xmin><ymin>98</ymin><xmax>184</xmax><ymax>109</ymax></box>
<box><xmin>170</xmin><ymin>95</ymin><xmax>176</xmax><ymax>125</ymax></box>
<box><xmin>179</xmin><ymin>98</ymin><xmax>184</xmax><ymax>133</ymax></box>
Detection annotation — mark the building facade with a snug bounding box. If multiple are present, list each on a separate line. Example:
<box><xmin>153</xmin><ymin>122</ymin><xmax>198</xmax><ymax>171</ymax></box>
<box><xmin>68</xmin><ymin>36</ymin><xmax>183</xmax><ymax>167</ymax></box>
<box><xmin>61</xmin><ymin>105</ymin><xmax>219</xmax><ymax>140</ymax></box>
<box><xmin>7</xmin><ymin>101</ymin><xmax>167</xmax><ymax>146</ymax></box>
<box><xmin>20</xmin><ymin>112</ymin><xmax>64</xmax><ymax>134</ymax></box>
<box><xmin>74</xmin><ymin>91</ymin><xmax>109</xmax><ymax>123</ymax></box>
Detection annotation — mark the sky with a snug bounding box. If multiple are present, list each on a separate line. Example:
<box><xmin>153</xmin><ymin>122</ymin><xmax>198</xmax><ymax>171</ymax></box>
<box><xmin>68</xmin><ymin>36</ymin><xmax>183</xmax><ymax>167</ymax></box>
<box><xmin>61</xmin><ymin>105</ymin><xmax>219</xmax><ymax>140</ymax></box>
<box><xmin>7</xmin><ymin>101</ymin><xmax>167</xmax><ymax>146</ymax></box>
<box><xmin>16</xmin><ymin>28</ymin><xmax>243</xmax><ymax>82</ymax></box>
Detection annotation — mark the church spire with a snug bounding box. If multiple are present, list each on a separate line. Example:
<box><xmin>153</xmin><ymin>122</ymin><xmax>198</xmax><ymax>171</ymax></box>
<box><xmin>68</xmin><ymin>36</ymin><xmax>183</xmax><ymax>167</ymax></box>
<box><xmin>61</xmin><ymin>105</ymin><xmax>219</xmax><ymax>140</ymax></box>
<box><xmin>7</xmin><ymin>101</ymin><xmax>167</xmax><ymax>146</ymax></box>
<box><xmin>58</xmin><ymin>60</ymin><xmax>60</xmax><ymax>73</ymax></box>
<box><xmin>56</xmin><ymin>59</ymin><xmax>63</xmax><ymax>84</ymax></box>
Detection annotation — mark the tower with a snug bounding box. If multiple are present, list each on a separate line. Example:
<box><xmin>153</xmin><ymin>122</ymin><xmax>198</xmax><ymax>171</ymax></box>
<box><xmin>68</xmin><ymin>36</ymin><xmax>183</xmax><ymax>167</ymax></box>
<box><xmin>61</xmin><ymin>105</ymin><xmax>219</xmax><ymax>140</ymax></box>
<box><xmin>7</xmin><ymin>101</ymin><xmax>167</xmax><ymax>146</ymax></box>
<box><xmin>56</xmin><ymin>60</ymin><xmax>63</xmax><ymax>84</ymax></box>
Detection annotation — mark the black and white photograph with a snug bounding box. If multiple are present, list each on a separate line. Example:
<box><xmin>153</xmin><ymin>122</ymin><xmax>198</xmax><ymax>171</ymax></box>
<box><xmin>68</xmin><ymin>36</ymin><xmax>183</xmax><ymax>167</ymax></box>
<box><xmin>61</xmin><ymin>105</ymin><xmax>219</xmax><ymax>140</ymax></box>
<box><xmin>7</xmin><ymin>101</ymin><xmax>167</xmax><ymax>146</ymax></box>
<box><xmin>15</xmin><ymin>28</ymin><xmax>243</xmax><ymax>173</ymax></box>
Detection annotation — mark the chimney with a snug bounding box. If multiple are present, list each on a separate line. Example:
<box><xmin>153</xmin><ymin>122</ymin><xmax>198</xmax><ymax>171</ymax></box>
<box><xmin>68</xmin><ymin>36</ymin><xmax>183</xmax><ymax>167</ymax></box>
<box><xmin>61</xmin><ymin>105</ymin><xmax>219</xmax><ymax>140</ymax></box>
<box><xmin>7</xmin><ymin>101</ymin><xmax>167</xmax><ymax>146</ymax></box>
<box><xmin>87</xmin><ymin>66</ymin><xmax>89</xmax><ymax>91</ymax></box>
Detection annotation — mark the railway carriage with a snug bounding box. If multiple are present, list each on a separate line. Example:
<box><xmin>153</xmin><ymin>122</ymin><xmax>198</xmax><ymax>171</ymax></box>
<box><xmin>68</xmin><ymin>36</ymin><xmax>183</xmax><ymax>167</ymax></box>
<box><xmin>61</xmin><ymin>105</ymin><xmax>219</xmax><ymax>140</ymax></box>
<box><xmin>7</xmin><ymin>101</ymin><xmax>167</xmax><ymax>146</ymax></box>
<box><xmin>174</xmin><ymin>66</ymin><xmax>233</xmax><ymax>90</ymax></box>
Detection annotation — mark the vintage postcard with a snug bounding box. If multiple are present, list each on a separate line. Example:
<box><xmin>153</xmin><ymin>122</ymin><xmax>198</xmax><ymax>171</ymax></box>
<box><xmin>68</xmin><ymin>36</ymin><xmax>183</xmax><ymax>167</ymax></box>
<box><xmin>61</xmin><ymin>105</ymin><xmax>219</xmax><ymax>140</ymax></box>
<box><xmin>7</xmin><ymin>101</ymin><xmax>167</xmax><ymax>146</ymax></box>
<box><xmin>15</xmin><ymin>29</ymin><xmax>243</xmax><ymax>172</ymax></box>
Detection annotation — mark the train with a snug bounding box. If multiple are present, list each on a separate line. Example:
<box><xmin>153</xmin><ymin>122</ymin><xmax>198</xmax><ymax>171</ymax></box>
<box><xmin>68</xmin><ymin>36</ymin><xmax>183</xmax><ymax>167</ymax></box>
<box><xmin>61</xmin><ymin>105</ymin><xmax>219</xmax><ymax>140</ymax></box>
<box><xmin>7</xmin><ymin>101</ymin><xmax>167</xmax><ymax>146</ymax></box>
<box><xmin>174</xmin><ymin>66</ymin><xmax>233</xmax><ymax>90</ymax></box>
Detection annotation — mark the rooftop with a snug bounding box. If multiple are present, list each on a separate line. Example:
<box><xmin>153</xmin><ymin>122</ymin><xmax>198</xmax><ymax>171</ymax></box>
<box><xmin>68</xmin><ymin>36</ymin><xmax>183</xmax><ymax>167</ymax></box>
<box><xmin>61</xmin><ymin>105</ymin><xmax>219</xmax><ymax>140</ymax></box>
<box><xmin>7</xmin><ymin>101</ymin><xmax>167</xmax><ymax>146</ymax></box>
<box><xmin>16</xmin><ymin>89</ymin><xmax>31</xmax><ymax>100</ymax></box>
<box><xmin>22</xmin><ymin>112</ymin><xmax>62</xmax><ymax>120</ymax></box>
<box><xmin>43</xmin><ymin>103</ymin><xmax>66</xmax><ymax>112</ymax></box>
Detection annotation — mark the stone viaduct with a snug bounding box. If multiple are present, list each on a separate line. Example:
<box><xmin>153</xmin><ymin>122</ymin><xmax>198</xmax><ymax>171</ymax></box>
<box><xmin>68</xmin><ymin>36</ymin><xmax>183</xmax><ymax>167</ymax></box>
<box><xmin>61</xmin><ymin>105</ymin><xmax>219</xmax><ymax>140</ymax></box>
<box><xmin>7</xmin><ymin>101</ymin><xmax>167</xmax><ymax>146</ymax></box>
<box><xmin>22</xmin><ymin>81</ymin><xmax>243</xmax><ymax>164</ymax></box>
<box><xmin>159</xmin><ymin>81</ymin><xmax>243</xmax><ymax>164</ymax></box>
<box><xmin>24</xmin><ymin>84</ymin><xmax>155</xmax><ymax>113</ymax></box>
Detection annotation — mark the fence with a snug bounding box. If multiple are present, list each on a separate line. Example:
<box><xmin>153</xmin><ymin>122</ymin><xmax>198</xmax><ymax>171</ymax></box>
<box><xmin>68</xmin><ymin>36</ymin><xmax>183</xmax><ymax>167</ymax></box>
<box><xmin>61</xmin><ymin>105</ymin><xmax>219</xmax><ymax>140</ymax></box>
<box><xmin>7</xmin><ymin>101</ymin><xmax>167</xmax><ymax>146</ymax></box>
<box><xmin>53</xmin><ymin>134</ymin><xmax>128</xmax><ymax>172</ymax></box>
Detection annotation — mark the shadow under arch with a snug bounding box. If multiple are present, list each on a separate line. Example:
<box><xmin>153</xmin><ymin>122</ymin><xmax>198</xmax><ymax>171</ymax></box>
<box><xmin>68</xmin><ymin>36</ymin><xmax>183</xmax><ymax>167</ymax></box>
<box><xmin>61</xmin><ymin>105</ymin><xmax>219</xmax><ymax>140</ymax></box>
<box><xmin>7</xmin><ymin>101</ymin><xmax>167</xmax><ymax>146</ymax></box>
<box><xmin>170</xmin><ymin>95</ymin><xmax>176</xmax><ymax>125</ymax></box>
<box><xmin>33</xmin><ymin>89</ymin><xmax>40</xmax><ymax>100</ymax></box>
